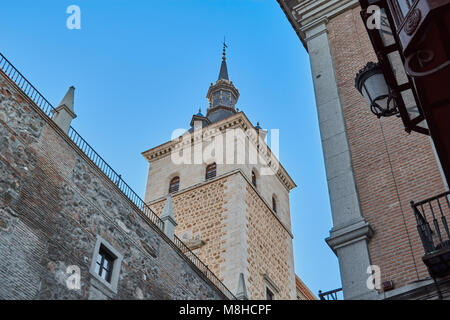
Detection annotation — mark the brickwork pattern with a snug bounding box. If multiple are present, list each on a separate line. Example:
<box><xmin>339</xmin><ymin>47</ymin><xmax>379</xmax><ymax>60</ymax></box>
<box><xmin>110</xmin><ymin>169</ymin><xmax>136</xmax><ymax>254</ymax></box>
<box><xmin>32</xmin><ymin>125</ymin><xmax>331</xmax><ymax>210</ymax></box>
<box><xmin>150</xmin><ymin>177</ymin><xmax>229</xmax><ymax>281</ymax></box>
<box><xmin>327</xmin><ymin>7</ymin><xmax>447</xmax><ymax>288</ymax></box>
<box><xmin>295</xmin><ymin>275</ymin><xmax>316</xmax><ymax>300</ymax></box>
<box><xmin>245</xmin><ymin>184</ymin><xmax>294</xmax><ymax>300</ymax></box>
<box><xmin>0</xmin><ymin>72</ymin><xmax>225</xmax><ymax>300</ymax></box>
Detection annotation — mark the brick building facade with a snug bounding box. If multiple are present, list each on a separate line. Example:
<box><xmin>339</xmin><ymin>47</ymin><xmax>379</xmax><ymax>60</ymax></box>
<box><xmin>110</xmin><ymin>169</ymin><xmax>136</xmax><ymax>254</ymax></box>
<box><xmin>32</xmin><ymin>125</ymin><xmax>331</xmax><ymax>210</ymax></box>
<box><xmin>277</xmin><ymin>0</ymin><xmax>450</xmax><ymax>299</ymax></box>
<box><xmin>0</xmin><ymin>56</ymin><xmax>230</xmax><ymax>300</ymax></box>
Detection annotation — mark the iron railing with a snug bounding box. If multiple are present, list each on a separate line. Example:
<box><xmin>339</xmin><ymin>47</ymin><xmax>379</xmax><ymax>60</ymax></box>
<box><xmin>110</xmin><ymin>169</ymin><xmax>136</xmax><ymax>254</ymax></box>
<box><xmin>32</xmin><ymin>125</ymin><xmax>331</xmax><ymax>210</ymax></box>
<box><xmin>0</xmin><ymin>54</ymin><xmax>55</xmax><ymax>118</ymax></box>
<box><xmin>318</xmin><ymin>288</ymin><xmax>343</xmax><ymax>300</ymax></box>
<box><xmin>0</xmin><ymin>52</ymin><xmax>236</xmax><ymax>300</ymax></box>
<box><xmin>411</xmin><ymin>191</ymin><xmax>450</xmax><ymax>254</ymax></box>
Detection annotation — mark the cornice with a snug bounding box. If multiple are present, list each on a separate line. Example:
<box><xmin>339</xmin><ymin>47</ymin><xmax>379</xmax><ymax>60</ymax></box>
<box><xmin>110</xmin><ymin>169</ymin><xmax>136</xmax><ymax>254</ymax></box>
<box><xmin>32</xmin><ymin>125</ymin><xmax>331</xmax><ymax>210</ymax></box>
<box><xmin>278</xmin><ymin>0</ymin><xmax>360</xmax><ymax>41</ymax></box>
<box><xmin>141</xmin><ymin>112</ymin><xmax>297</xmax><ymax>192</ymax></box>
<box><xmin>276</xmin><ymin>0</ymin><xmax>308</xmax><ymax>49</ymax></box>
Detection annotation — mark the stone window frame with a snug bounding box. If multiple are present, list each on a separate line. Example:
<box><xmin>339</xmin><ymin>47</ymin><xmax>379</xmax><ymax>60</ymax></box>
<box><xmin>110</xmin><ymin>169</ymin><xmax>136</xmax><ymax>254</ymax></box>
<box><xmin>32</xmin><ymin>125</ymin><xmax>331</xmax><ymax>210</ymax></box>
<box><xmin>266</xmin><ymin>287</ymin><xmax>275</xmax><ymax>300</ymax></box>
<box><xmin>89</xmin><ymin>236</ymin><xmax>123</xmax><ymax>294</ymax></box>
<box><xmin>263</xmin><ymin>274</ymin><xmax>280</xmax><ymax>300</ymax></box>
<box><xmin>205</xmin><ymin>162</ymin><xmax>217</xmax><ymax>180</ymax></box>
<box><xmin>272</xmin><ymin>194</ymin><xmax>278</xmax><ymax>214</ymax></box>
<box><xmin>251</xmin><ymin>168</ymin><xmax>258</xmax><ymax>189</ymax></box>
<box><xmin>168</xmin><ymin>176</ymin><xmax>180</xmax><ymax>194</ymax></box>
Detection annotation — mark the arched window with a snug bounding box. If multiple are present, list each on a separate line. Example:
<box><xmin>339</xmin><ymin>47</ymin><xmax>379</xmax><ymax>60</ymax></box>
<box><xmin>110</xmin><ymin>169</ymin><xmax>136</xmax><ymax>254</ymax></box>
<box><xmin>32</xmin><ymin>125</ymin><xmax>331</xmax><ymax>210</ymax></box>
<box><xmin>169</xmin><ymin>176</ymin><xmax>180</xmax><ymax>194</ymax></box>
<box><xmin>252</xmin><ymin>170</ymin><xmax>257</xmax><ymax>188</ymax></box>
<box><xmin>272</xmin><ymin>195</ymin><xmax>277</xmax><ymax>213</ymax></box>
<box><xmin>205</xmin><ymin>163</ymin><xmax>217</xmax><ymax>180</ymax></box>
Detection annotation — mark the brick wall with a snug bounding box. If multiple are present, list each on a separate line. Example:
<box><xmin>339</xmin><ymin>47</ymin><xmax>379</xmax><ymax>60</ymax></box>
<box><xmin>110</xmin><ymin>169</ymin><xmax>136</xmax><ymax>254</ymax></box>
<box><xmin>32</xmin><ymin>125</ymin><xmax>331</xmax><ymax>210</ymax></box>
<box><xmin>0</xmin><ymin>70</ymin><xmax>226</xmax><ymax>300</ymax></box>
<box><xmin>327</xmin><ymin>7</ymin><xmax>447</xmax><ymax>288</ymax></box>
<box><xmin>295</xmin><ymin>275</ymin><xmax>316</xmax><ymax>300</ymax></box>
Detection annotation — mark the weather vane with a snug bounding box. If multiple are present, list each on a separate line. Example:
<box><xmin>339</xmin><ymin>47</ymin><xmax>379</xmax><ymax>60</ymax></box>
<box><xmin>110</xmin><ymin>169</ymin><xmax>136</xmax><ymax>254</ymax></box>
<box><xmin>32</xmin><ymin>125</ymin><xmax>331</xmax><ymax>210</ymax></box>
<box><xmin>222</xmin><ymin>37</ymin><xmax>228</xmax><ymax>60</ymax></box>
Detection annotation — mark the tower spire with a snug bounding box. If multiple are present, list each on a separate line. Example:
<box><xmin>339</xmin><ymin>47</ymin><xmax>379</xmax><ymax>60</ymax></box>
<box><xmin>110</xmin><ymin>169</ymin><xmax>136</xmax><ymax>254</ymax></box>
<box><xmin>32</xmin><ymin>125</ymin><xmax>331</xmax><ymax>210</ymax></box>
<box><xmin>218</xmin><ymin>38</ymin><xmax>229</xmax><ymax>81</ymax></box>
<box><xmin>205</xmin><ymin>41</ymin><xmax>239</xmax><ymax>123</ymax></box>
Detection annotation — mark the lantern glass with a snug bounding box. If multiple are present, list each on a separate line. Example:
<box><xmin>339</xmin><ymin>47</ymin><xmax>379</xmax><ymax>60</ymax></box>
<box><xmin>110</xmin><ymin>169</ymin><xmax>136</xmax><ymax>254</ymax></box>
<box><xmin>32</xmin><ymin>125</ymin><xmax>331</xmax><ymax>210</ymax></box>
<box><xmin>356</xmin><ymin>62</ymin><xmax>398</xmax><ymax>118</ymax></box>
<box><xmin>361</xmin><ymin>72</ymin><xmax>390</xmax><ymax>104</ymax></box>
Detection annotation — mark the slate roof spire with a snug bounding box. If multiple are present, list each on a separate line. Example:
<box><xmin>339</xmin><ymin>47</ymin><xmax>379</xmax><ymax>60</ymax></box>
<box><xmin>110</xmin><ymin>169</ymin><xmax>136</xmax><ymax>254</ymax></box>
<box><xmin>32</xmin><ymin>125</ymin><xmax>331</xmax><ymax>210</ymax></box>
<box><xmin>218</xmin><ymin>40</ymin><xmax>229</xmax><ymax>81</ymax></box>
<box><xmin>205</xmin><ymin>41</ymin><xmax>240</xmax><ymax>124</ymax></box>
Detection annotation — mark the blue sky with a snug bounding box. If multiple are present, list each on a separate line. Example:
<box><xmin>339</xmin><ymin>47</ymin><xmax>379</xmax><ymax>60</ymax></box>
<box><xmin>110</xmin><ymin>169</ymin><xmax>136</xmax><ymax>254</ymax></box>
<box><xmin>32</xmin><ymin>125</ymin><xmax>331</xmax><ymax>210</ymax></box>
<box><xmin>0</xmin><ymin>0</ymin><xmax>341</xmax><ymax>296</ymax></box>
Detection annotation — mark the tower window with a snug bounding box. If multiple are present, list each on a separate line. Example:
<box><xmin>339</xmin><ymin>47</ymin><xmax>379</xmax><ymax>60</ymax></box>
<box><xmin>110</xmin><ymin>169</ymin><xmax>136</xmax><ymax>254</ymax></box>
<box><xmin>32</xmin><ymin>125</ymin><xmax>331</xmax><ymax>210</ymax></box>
<box><xmin>263</xmin><ymin>274</ymin><xmax>279</xmax><ymax>300</ymax></box>
<box><xmin>206</xmin><ymin>163</ymin><xmax>217</xmax><ymax>180</ymax></box>
<box><xmin>266</xmin><ymin>288</ymin><xmax>274</xmax><ymax>300</ymax></box>
<box><xmin>252</xmin><ymin>170</ymin><xmax>257</xmax><ymax>188</ymax></box>
<box><xmin>169</xmin><ymin>176</ymin><xmax>180</xmax><ymax>194</ymax></box>
<box><xmin>272</xmin><ymin>196</ymin><xmax>277</xmax><ymax>213</ymax></box>
<box><xmin>95</xmin><ymin>245</ymin><xmax>115</xmax><ymax>283</ymax></box>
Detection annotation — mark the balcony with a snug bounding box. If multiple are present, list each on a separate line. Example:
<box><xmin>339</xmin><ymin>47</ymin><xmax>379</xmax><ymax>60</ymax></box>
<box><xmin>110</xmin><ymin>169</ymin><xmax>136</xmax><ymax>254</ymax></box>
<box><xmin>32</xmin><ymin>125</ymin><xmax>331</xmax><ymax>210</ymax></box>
<box><xmin>411</xmin><ymin>191</ymin><xmax>450</xmax><ymax>279</ymax></box>
<box><xmin>318</xmin><ymin>288</ymin><xmax>343</xmax><ymax>300</ymax></box>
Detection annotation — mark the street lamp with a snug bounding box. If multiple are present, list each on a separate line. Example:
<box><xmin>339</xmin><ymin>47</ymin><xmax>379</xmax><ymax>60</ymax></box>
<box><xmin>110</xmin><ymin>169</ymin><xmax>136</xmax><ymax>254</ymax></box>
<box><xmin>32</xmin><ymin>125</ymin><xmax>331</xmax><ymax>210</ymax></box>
<box><xmin>355</xmin><ymin>62</ymin><xmax>398</xmax><ymax>118</ymax></box>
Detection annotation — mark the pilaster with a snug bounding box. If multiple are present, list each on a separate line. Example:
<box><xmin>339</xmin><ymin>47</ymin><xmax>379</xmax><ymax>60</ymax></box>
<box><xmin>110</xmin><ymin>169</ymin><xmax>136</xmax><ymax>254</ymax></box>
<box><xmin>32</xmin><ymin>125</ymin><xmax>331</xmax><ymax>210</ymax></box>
<box><xmin>301</xmin><ymin>14</ymin><xmax>377</xmax><ymax>300</ymax></box>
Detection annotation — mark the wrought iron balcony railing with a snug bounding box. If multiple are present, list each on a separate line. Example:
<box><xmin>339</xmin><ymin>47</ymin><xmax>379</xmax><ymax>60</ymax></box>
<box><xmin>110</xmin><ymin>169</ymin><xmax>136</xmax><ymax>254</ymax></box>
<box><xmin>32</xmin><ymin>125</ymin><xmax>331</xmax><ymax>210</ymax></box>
<box><xmin>318</xmin><ymin>288</ymin><xmax>343</xmax><ymax>300</ymax></box>
<box><xmin>411</xmin><ymin>191</ymin><xmax>450</xmax><ymax>278</ymax></box>
<box><xmin>0</xmin><ymin>52</ymin><xmax>236</xmax><ymax>300</ymax></box>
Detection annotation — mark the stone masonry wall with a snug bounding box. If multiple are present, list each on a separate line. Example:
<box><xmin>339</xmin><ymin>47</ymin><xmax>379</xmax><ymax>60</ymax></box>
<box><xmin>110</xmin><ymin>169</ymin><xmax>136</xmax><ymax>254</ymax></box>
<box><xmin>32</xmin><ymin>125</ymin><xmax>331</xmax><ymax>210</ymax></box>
<box><xmin>0</xmin><ymin>70</ymin><xmax>225</xmax><ymax>300</ymax></box>
<box><xmin>245</xmin><ymin>184</ymin><xmax>296</xmax><ymax>300</ymax></box>
<box><xmin>327</xmin><ymin>6</ymin><xmax>448</xmax><ymax>288</ymax></box>
<box><xmin>150</xmin><ymin>176</ymin><xmax>229</xmax><ymax>282</ymax></box>
<box><xmin>150</xmin><ymin>171</ymin><xmax>296</xmax><ymax>300</ymax></box>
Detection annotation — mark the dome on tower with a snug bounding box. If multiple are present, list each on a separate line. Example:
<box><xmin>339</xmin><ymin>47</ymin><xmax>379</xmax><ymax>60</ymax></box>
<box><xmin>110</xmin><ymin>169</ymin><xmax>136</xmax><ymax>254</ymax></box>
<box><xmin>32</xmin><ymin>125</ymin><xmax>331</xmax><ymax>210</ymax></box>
<box><xmin>188</xmin><ymin>43</ymin><xmax>241</xmax><ymax>131</ymax></box>
<box><xmin>205</xmin><ymin>43</ymin><xmax>240</xmax><ymax>124</ymax></box>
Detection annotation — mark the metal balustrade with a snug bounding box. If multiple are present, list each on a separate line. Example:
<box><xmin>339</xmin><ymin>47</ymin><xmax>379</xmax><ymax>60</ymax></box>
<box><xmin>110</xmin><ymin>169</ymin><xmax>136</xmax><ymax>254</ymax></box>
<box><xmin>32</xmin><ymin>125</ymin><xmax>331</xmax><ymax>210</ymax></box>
<box><xmin>0</xmin><ymin>52</ymin><xmax>236</xmax><ymax>300</ymax></box>
<box><xmin>411</xmin><ymin>191</ymin><xmax>450</xmax><ymax>254</ymax></box>
<box><xmin>0</xmin><ymin>54</ymin><xmax>55</xmax><ymax>117</ymax></box>
<box><xmin>318</xmin><ymin>288</ymin><xmax>343</xmax><ymax>300</ymax></box>
<box><xmin>411</xmin><ymin>191</ymin><xmax>450</xmax><ymax>278</ymax></box>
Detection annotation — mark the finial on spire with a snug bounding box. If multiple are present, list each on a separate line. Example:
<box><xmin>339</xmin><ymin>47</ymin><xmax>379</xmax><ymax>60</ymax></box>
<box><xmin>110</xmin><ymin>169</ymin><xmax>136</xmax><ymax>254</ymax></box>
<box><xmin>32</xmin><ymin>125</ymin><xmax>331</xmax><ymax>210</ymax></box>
<box><xmin>218</xmin><ymin>39</ymin><xmax>230</xmax><ymax>81</ymax></box>
<box><xmin>222</xmin><ymin>37</ymin><xmax>228</xmax><ymax>61</ymax></box>
<box><xmin>196</xmin><ymin>108</ymin><xmax>204</xmax><ymax>117</ymax></box>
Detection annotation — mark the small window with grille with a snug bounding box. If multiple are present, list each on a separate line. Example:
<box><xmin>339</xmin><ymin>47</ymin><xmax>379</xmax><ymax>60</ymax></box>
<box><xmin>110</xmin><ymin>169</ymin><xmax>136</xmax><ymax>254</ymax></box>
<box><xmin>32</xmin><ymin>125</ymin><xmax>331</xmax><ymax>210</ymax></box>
<box><xmin>95</xmin><ymin>245</ymin><xmax>115</xmax><ymax>283</ymax></box>
<box><xmin>169</xmin><ymin>176</ymin><xmax>180</xmax><ymax>194</ymax></box>
<box><xmin>90</xmin><ymin>236</ymin><xmax>123</xmax><ymax>294</ymax></box>
<box><xmin>205</xmin><ymin>163</ymin><xmax>217</xmax><ymax>180</ymax></box>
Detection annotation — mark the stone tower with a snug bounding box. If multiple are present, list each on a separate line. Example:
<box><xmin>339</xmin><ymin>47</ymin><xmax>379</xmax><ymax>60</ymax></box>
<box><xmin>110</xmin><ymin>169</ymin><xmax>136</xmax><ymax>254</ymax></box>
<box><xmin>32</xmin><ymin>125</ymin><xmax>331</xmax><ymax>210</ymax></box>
<box><xmin>142</xmin><ymin>47</ymin><xmax>298</xmax><ymax>300</ymax></box>
<box><xmin>277</xmin><ymin>0</ymin><xmax>449</xmax><ymax>300</ymax></box>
